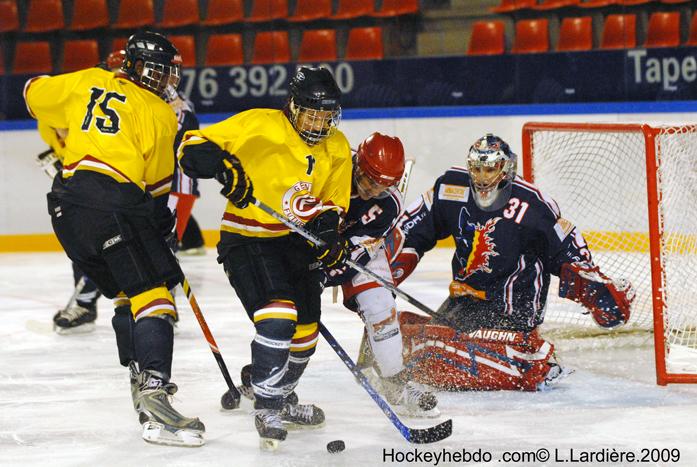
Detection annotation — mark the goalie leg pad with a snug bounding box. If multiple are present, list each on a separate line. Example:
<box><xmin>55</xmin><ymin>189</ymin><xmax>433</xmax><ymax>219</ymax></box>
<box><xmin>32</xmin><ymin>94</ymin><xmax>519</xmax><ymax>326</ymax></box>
<box><xmin>390</xmin><ymin>247</ymin><xmax>419</xmax><ymax>287</ymax></box>
<box><xmin>401</xmin><ymin>324</ymin><xmax>555</xmax><ymax>391</ymax></box>
<box><xmin>559</xmin><ymin>262</ymin><xmax>634</xmax><ymax>329</ymax></box>
<box><xmin>356</xmin><ymin>287</ymin><xmax>403</xmax><ymax>378</ymax></box>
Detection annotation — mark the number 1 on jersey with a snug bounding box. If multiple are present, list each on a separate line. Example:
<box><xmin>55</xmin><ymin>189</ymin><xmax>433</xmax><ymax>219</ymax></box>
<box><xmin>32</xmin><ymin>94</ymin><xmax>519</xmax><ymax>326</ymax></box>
<box><xmin>306</xmin><ymin>155</ymin><xmax>316</xmax><ymax>175</ymax></box>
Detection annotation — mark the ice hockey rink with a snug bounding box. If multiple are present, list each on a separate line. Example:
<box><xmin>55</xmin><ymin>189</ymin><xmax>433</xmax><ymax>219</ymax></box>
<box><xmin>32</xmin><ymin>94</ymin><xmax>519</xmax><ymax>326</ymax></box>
<box><xmin>2</xmin><ymin>248</ymin><xmax>697</xmax><ymax>467</ymax></box>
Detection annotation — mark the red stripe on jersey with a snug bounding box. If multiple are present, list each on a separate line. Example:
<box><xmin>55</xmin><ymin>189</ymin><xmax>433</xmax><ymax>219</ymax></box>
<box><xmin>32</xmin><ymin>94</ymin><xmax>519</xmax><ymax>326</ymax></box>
<box><xmin>146</xmin><ymin>175</ymin><xmax>173</xmax><ymax>192</ymax></box>
<box><xmin>222</xmin><ymin>212</ymin><xmax>287</xmax><ymax>231</ymax></box>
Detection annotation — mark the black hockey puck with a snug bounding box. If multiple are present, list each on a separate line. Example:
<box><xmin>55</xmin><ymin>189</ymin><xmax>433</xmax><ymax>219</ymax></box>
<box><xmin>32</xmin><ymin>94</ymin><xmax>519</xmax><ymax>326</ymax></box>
<box><xmin>327</xmin><ymin>440</ymin><xmax>345</xmax><ymax>453</ymax></box>
<box><xmin>220</xmin><ymin>389</ymin><xmax>240</xmax><ymax>410</ymax></box>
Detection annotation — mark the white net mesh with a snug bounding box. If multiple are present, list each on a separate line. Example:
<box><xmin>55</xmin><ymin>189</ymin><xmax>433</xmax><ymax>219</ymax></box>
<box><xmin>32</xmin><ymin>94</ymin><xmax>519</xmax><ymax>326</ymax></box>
<box><xmin>524</xmin><ymin>123</ymin><xmax>697</xmax><ymax>374</ymax></box>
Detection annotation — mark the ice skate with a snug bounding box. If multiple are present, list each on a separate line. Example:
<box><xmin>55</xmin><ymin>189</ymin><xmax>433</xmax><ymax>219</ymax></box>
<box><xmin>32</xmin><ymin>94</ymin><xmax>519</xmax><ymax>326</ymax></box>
<box><xmin>177</xmin><ymin>245</ymin><xmax>206</xmax><ymax>256</ymax></box>
<box><xmin>280</xmin><ymin>399</ymin><xmax>325</xmax><ymax>429</ymax></box>
<box><xmin>384</xmin><ymin>373</ymin><xmax>440</xmax><ymax>418</ymax></box>
<box><xmin>133</xmin><ymin>369</ymin><xmax>205</xmax><ymax>447</ymax></box>
<box><xmin>53</xmin><ymin>304</ymin><xmax>97</xmax><ymax>334</ymax></box>
<box><xmin>239</xmin><ymin>364</ymin><xmax>298</xmax><ymax>405</ymax></box>
<box><xmin>537</xmin><ymin>362</ymin><xmax>573</xmax><ymax>391</ymax></box>
<box><xmin>254</xmin><ymin>409</ymin><xmax>286</xmax><ymax>451</ymax></box>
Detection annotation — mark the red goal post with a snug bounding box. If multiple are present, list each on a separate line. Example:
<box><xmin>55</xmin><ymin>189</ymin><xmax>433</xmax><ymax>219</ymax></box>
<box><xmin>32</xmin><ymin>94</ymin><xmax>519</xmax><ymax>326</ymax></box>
<box><xmin>521</xmin><ymin>122</ymin><xmax>697</xmax><ymax>385</ymax></box>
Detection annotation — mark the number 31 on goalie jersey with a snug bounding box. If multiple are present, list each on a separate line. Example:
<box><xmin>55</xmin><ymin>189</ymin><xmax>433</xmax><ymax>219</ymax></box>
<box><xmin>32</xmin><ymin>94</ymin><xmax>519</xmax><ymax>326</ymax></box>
<box><xmin>502</xmin><ymin>198</ymin><xmax>529</xmax><ymax>224</ymax></box>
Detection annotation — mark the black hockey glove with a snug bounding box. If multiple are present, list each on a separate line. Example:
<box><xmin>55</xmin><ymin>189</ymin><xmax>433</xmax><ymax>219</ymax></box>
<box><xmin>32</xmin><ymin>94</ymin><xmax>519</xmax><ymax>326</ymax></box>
<box><xmin>305</xmin><ymin>210</ymin><xmax>349</xmax><ymax>268</ymax></box>
<box><xmin>215</xmin><ymin>153</ymin><xmax>253</xmax><ymax>209</ymax></box>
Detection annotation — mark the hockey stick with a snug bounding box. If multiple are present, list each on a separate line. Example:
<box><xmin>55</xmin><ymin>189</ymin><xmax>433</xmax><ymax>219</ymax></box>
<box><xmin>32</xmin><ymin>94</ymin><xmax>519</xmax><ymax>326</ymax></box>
<box><xmin>180</xmin><ymin>277</ymin><xmax>241</xmax><ymax>410</ymax></box>
<box><xmin>251</xmin><ymin>198</ymin><xmax>437</xmax><ymax>316</ymax></box>
<box><xmin>319</xmin><ymin>322</ymin><xmax>452</xmax><ymax>443</ymax></box>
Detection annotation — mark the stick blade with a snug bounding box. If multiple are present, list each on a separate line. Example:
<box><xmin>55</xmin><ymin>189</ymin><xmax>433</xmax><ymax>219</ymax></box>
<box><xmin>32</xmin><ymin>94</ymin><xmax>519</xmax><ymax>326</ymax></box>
<box><xmin>406</xmin><ymin>419</ymin><xmax>452</xmax><ymax>444</ymax></box>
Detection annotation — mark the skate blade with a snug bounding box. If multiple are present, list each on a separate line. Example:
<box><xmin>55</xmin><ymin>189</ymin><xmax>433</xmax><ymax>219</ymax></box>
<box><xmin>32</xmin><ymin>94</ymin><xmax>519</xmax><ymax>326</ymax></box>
<box><xmin>142</xmin><ymin>421</ymin><xmax>204</xmax><ymax>447</ymax></box>
<box><xmin>283</xmin><ymin>420</ymin><xmax>326</xmax><ymax>431</ymax></box>
<box><xmin>53</xmin><ymin>322</ymin><xmax>96</xmax><ymax>335</ymax></box>
<box><xmin>259</xmin><ymin>437</ymin><xmax>281</xmax><ymax>451</ymax></box>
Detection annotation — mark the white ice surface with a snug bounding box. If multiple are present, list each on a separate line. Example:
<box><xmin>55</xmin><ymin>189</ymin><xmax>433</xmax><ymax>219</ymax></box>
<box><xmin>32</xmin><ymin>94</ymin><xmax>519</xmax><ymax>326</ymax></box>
<box><xmin>2</xmin><ymin>249</ymin><xmax>697</xmax><ymax>467</ymax></box>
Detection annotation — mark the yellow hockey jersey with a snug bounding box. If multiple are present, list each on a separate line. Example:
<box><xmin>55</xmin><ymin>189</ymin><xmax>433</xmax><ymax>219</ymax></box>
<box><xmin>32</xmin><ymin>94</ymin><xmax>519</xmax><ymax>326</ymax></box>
<box><xmin>24</xmin><ymin>68</ymin><xmax>177</xmax><ymax>198</ymax></box>
<box><xmin>179</xmin><ymin>108</ymin><xmax>352</xmax><ymax>239</ymax></box>
<box><xmin>38</xmin><ymin>122</ymin><xmax>69</xmax><ymax>162</ymax></box>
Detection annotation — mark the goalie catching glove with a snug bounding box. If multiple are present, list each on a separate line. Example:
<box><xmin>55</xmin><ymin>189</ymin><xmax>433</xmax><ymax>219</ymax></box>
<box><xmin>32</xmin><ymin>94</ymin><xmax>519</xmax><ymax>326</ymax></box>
<box><xmin>558</xmin><ymin>261</ymin><xmax>635</xmax><ymax>329</ymax></box>
<box><xmin>215</xmin><ymin>153</ymin><xmax>253</xmax><ymax>209</ymax></box>
<box><xmin>304</xmin><ymin>210</ymin><xmax>349</xmax><ymax>268</ymax></box>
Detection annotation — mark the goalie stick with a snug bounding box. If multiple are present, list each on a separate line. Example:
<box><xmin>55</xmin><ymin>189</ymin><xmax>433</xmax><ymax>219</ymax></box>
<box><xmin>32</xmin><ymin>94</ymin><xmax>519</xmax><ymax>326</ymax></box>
<box><xmin>251</xmin><ymin>198</ymin><xmax>437</xmax><ymax>317</ymax></box>
<box><xmin>319</xmin><ymin>322</ymin><xmax>452</xmax><ymax>443</ymax></box>
<box><xmin>180</xmin><ymin>277</ymin><xmax>241</xmax><ymax>410</ymax></box>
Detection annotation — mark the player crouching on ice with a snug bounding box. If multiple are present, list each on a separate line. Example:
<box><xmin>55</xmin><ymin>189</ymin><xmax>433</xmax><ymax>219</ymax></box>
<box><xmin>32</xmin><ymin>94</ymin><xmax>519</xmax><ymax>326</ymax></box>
<box><xmin>320</xmin><ymin>133</ymin><xmax>439</xmax><ymax>417</ymax></box>
<box><xmin>387</xmin><ymin>134</ymin><xmax>635</xmax><ymax>391</ymax></box>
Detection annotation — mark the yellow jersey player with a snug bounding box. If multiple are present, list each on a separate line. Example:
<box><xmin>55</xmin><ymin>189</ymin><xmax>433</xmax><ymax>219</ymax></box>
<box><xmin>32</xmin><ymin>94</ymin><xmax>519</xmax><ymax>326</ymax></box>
<box><xmin>24</xmin><ymin>31</ymin><xmax>205</xmax><ymax>447</ymax></box>
<box><xmin>179</xmin><ymin>66</ymin><xmax>353</xmax><ymax>450</ymax></box>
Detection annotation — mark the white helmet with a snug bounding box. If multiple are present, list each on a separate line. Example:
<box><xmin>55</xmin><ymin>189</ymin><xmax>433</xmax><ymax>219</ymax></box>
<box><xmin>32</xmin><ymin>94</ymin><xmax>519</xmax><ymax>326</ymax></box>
<box><xmin>467</xmin><ymin>134</ymin><xmax>517</xmax><ymax>211</ymax></box>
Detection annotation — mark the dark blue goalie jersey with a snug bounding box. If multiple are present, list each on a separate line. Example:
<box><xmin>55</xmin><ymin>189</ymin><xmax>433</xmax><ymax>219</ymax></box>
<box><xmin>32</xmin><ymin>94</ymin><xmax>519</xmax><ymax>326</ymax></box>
<box><xmin>324</xmin><ymin>187</ymin><xmax>403</xmax><ymax>286</ymax></box>
<box><xmin>400</xmin><ymin>166</ymin><xmax>592</xmax><ymax>329</ymax></box>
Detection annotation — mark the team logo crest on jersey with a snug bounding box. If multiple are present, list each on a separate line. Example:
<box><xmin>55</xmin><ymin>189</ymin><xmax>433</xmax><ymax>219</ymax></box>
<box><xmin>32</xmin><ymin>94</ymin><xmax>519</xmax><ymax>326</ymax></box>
<box><xmin>282</xmin><ymin>181</ymin><xmax>324</xmax><ymax>224</ymax></box>
<box><xmin>456</xmin><ymin>215</ymin><xmax>501</xmax><ymax>281</ymax></box>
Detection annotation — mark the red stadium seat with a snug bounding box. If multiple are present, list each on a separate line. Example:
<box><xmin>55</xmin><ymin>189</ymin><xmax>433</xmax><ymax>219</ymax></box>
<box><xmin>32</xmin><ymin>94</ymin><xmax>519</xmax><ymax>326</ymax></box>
<box><xmin>557</xmin><ymin>16</ymin><xmax>593</xmax><ymax>51</ymax></box>
<box><xmin>534</xmin><ymin>0</ymin><xmax>579</xmax><ymax>10</ymax></box>
<box><xmin>617</xmin><ymin>0</ymin><xmax>651</xmax><ymax>4</ymax></box>
<box><xmin>247</xmin><ymin>0</ymin><xmax>288</xmax><ymax>22</ymax></box>
<box><xmin>24</xmin><ymin>0</ymin><xmax>64</xmax><ymax>32</ymax></box>
<box><xmin>298</xmin><ymin>29</ymin><xmax>337</xmax><ymax>62</ymax></box>
<box><xmin>467</xmin><ymin>20</ymin><xmax>505</xmax><ymax>56</ymax></box>
<box><xmin>511</xmin><ymin>19</ymin><xmax>549</xmax><ymax>54</ymax></box>
<box><xmin>205</xmin><ymin>33</ymin><xmax>244</xmax><ymax>66</ymax></box>
<box><xmin>288</xmin><ymin>0</ymin><xmax>332</xmax><ymax>22</ymax></box>
<box><xmin>345</xmin><ymin>27</ymin><xmax>383</xmax><ymax>60</ymax></box>
<box><xmin>111</xmin><ymin>37</ymin><xmax>129</xmax><ymax>53</ymax></box>
<box><xmin>14</xmin><ymin>41</ymin><xmax>52</xmax><ymax>74</ymax></box>
<box><xmin>687</xmin><ymin>11</ymin><xmax>697</xmax><ymax>46</ymax></box>
<box><xmin>69</xmin><ymin>0</ymin><xmax>109</xmax><ymax>31</ymax></box>
<box><xmin>62</xmin><ymin>39</ymin><xmax>99</xmax><ymax>72</ymax></box>
<box><xmin>659</xmin><ymin>0</ymin><xmax>690</xmax><ymax>4</ymax></box>
<box><xmin>252</xmin><ymin>31</ymin><xmax>290</xmax><ymax>64</ymax></box>
<box><xmin>169</xmin><ymin>35</ymin><xmax>196</xmax><ymax>68</ymax></box>
<box><xmin>0</xmin><ymin>0</ymin><xmax>19</xmax><ymax>33</ymax></box>
<box><xmin>332</xmin><ymin>0</ymin><xmax>374</xmax><ymax>20</ymax></box>
<box><xmin>371</xmin><ymin>0</ymin><xmax>419</xmax><ymax>17</ymax></box>
<box><xmin>491</xmin><ymin>0</ymin><xmax>536</xmax><ymax>13</ymax></box>
<box><xmin>644</xmin><ymin>11</ymin><xmax>681</xmax><ymax>48</ymax></box>
<box><xmin>158</xmin><ymin>0</ymin><xmax>200</xmax><ymax>28</ymax></box>
<box><xmin>600</xmin><ymin>14</ymin><xmax>636</xmax><ymax>49</ymax></box>
<box><xmin>112</xmin><ymin>0</ymin><xmax>155</xmax><ymax>29</ymax></box>
<box><xmin>202</xmin><ymin>0</ymin><xmax>244</xmax><ymax>26</ymax></box>
<box><xmin>0</xmin><ymin>47</ymin><xmax>5</xmax><ymax>74</ymax></box>
<box><xmin>578</xmin><ymin>0</ymin><xmax>618</xmax><ymax>8</ymax></box>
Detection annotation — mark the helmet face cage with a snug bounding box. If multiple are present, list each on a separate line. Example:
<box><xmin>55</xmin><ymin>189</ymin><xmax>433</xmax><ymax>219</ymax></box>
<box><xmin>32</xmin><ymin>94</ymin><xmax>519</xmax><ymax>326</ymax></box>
<box><xmin>467</xmin><ymin>134</ymin><xmax>517</xmax><ymax>211</ymax></box>
<box><xmin>287</xmin><ymin>67</ymin><xmax>342</xmax><ymax>146</ymax></box>
<box><xmin>354</xmin><ymin>165</ymin><xmax>393</xmax><ymax>200</ymax></box>
<box><xmin>288</xmin><ymin>99</ymin><xmax>341</xmax><ymax>146</ymax></box>
<box><xmin>123</xmin><ymin>32</ymin><xmax>182</xmax><ymax>99</ymax></box>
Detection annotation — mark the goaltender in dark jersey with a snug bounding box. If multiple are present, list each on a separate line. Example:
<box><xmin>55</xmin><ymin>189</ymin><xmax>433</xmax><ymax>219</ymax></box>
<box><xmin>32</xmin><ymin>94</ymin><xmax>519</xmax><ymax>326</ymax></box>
<box><xmin>399</xmin><ymin>166</ymin><xmax>592</xmax><ymax>330</ymax></box>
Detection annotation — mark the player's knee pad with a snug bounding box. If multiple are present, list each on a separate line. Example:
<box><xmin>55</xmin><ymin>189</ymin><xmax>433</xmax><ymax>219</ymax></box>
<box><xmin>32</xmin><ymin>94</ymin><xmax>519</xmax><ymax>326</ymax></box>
<box><xmin>357</xmin><ymin>288</ymin><xmax>400</xmax><ymax>343</ymax></box>
<box><xmin>290</xmin><ymin>322</ymin><xmax>319</xmax><ymax>358</ymax></box>
<box><xmin>101</xmin><ymin>213</ymin><xmax>182</xmax><ymax>298</ymax></box>
<box><xmin>112</xmin><ymin>305</ymin><xmax>135</xmax><ymax>367</ymax></box>
<box><xmin>403</xmin><ymin>325</ymin><xmax>554</xmax><ymax>391</ymax></box>
<box><xmin>129</xmin><ymin>287</ymin><xmax>177</xmax><ymax>322</ymax></box>
<box><xmin>390</xmin><ymin>247</ymin><xmax>419</xmax><ymax>286</ymax></box>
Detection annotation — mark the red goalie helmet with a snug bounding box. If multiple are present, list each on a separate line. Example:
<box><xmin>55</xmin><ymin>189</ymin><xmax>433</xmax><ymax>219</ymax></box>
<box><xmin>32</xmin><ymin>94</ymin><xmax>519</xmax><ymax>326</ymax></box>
<box><xmin>354</xmin><ymin>133</ymin><xmax>406</xmax><ymax>200</ymax></box>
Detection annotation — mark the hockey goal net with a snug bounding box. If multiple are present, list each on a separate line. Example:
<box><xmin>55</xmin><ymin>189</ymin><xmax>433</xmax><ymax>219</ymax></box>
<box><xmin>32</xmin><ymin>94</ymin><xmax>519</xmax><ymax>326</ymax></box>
<box><xmin>522</xmin><ymin>122</ymin><xmax>697</xmax><ymax>385</ymax></box>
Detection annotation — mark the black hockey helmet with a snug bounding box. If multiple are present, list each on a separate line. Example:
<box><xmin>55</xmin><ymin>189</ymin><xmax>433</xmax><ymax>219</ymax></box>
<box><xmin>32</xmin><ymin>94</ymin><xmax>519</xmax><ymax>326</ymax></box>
<box><xmin>122</xmin><ymin>31</ymin><xmax>182</xmax><ymax>99</ymax></box>
<box><xmin>287</xmin><ymin>66</ymin><xmax>342</xmax><ymax>146</ymax></box>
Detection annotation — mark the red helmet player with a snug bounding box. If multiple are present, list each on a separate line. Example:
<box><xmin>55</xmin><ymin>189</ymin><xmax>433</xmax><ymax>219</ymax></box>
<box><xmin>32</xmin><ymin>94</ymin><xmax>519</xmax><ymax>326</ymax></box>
<box><xmin>106</xmin><ymin>49</ymin><xmax>126</xmax><ymax>72</ymax></box>
<box><xmin>354</xmin><ymin>132</ymin><xmax>406</xmax><ymax>200</ymax></box>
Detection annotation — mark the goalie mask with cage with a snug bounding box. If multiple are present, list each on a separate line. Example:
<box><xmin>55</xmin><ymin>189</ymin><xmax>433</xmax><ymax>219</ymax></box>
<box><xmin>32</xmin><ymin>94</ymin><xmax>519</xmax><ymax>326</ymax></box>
<box><xmin>467</xmin><ymin>134</ymin><xmax>517</xmax><ymax>211</ymax></box>
<box><xmin>122</xmin><ymin>31</ymin><xmax>182</xmax><ymax>99</ymax></box>
<box><xmin>287</xmin><ymin>67</ymin><xmax>341</xmax><ymax>146</ymax></box>
<box><xmin>354</xmin><ymin>132</ymin><xmax>405</xmax><ymax>200</ymax></box>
